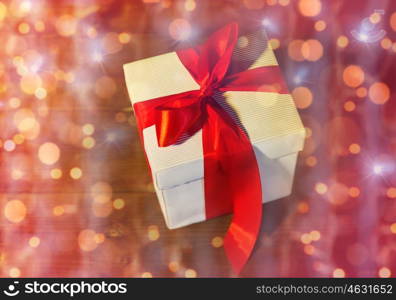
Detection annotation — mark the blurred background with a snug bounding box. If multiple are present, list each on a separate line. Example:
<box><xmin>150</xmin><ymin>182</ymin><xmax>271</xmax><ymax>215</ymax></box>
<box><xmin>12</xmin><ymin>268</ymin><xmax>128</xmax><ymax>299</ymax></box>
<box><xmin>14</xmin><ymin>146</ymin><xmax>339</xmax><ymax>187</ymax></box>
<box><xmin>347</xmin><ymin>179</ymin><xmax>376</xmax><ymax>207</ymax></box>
<box><xmin>0</xmin><ymin>0</ymin><xmax>395</xmax><ymax>277</ymax></box>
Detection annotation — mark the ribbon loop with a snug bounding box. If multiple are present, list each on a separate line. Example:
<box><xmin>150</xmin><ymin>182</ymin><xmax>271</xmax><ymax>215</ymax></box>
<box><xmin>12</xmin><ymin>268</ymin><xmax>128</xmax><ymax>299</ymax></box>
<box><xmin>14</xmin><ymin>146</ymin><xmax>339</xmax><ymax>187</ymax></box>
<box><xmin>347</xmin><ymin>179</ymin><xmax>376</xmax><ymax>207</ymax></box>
<box><xmin>154</xmin><ymin>90</ymin><xmax>204</xmax><ymax>146</ymax></box>
<box><xmin>177</xmin><ymin>22</ymin><xmax>239</xmax><ymax>88</ymax></box>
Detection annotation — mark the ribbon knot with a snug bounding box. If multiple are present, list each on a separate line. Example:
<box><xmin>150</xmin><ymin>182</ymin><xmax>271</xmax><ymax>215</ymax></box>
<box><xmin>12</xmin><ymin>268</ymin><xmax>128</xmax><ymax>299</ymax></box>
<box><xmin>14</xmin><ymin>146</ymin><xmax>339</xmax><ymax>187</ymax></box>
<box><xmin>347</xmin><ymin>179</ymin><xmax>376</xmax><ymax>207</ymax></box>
<box><xmin>199</xmin><ymin>85</ymin><xmax>216</xmax><ymax>99</ymax></box>
<box><xmin>133</xmin><ymin>22</ymin><xmax>289</xmax><ymax>274</ymax></box>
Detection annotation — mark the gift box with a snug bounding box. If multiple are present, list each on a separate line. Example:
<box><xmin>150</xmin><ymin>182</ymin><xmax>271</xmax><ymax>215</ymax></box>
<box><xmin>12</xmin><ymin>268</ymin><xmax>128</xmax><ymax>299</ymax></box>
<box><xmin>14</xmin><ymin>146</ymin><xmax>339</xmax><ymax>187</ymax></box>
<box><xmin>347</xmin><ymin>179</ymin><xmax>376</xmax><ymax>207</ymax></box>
<box><xmin>123</xmin><ymin>25</ymin><xmax>305</xmax><ymax>230</ymax></box>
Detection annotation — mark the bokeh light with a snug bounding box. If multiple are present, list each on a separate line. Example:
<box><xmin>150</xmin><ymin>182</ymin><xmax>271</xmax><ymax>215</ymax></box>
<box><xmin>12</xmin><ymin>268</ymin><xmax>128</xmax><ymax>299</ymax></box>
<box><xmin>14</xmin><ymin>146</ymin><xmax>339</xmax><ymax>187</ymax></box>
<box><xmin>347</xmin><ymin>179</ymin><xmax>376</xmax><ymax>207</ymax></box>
<box><xmin>348</xmin><ymin>143</ymin><xmax>360</xmax><ymax>154</ymax></box>
<box><xmin>4</xmin><ymin>140</ymin><xmax>16</xmax><ymax>152</ymax></box>
<box><xmin>168</xmin><ymin>261</ymin><xmax>180</xmax><ymax>272</ymax></box>
<box><xmin>300</xmin><ymin>233</ymin><xmax>311</xmax><ymax>244</ymax></box>
<box><xmin>343</xmin><ymin>65</ymin><xmax>365</xmax><ymax>88</ymax></box>
<box><xmin>301</xmin><ymin>39</ymin><xmax>323</xmax><ymax>61</ymax></box>
<box><xmin>18</xmin><ymin>22</ymin><xmax>30</xmax><ymax>34</ymax></box>
<box><xmin>0</xmin><ymin>2</ymin><xmax>7</xmax><ymax>21</ymax></box>
<box><xmin>113</xmin><ymin>198</ymin><xmax>125</xmax><ymax>210</ymax></box>
<box><xmin>368</xmin><ymin>82</ymin><xmax>390</xmax><ymax>104</ymax></box>
<box><xmin>82</xmin><ymin>136</ymin><xmax>95</xmax><ymax>149</ymax></box>
<box><xmin>378</xmin><ymin>267</ymin><xmax>391</xmax><ymax>278</ymax></box>
<box><xmin>53</xmin><ymin>206</ymin><xmax>65</xmax><ymax>216</ymax></box>
<box><xmin>168</xmin><ymin>18</ymin><xmax>191</xmax><ymax>41</ymax></box>
<box><xmin>9</xmin><ymin>267</ymin><xmax>21</xmax><ymax>278</ymax></box>
<box><xmin>390</xmin><ymin>223</ymin><xmax>396</xmax><ymax>234</ymax></box>
<box><xmin>29</xmin><ymin>237</ymin><xmax>40</xmax><ymax>248</ymax></box>
<box><xmin>185</xmin><ymin>269</ymin><xmax>197</xmax><ymax>278</ymax></box>
<box><xmin>78</xmin><ymin>229</ymin><xmax>98</xmax><ymax>252</ymax></box>
<box><xmin>211</xmin><ymin>236</ymin><xmax>224</xmax><ymax>248</ymax></box>
<box><xmin>305</xmin><ymin>156</ymin><xmax>317</xmax><ymax>167</ymax></box>
<box><xmin>390</xmin><ymin>12</ymin><xmax>396</xmax><ymax>32</ymax></box>
<box><xmin>348</xmin><ymin>187</ymin><xmax>360</xmax><ymax>198</ymax></box>
<box><xmin>278</xmin><ymin>0</ymin><xmax>290</xmax><ymax>6</ymax></box>
<box><xmin>337</xmin><ymin>35</ymin><xmax>349</xmax><ymax>48</ymax></box>
<box><xmin>56</xmin><ymin>15</ymin><xmax>78</xmax><ymax>37</ymax></box>
<box><xmin>243</xmin><ymin>0</ymin><xmax>265</xmax><ymax>10</ymax></box>
<box><xmin>70</xmin><ymin>167</ymin><xmax>83</xmax><ymax>180</ymax></box>
<box><xmin>298</xmin><ymin>0</ymin><xmax>322</xmax><ymax>17</ymax></box>
<box><xmin>386</xmin><ymin>187</ymin><xmax>396</xmax><ymax>199</ymax></box>
<box><xmin>356</xmin><ymin>87</ymin><xmax>367</xmax><ymax>98</ymax></box>
<box><xmin>141</xmin><ymin>272</ymin><xmax>153</xmax><ymax>278</ymax></box>
<box><xmin>292</xmin><ymin>86</ymin><xmax>313</xmax><ymax>109</ymax></box>
<box><xmin>148</xmin><ymin>225</ymin><xmax>160</xmax><ymax>241</ymax></box>
<box><xmin>269</xmin><ymin>38</ymin><xmax>280</xmax><ymax>50</ymax></box>
<box><xmin>314</xmin><ymin>20</ymin><xmax>326</xmax><ymax>31</ymax></box>
<box><xmin>297</xmin><ymin>202</ymin><xmax>310</xmax><ymax>214</ymax></box>
<box><xmin>82</xmin><ymin>123</ymin><xmax>95</xmax><ymax>135</ymax></box>
<box><xmin>333</xmin><ymin>268</ymin><xmax>345</xmax><ymax>278</ymax></box>
<box><xmin>20</xmin><ymin>73</ymin><xmax>42</xmax><ymax>94</ymax></box>
<box><xmin>381</xmin><ymin>38</ymin><xmax>392</xmax><ymax>50</ymax></box>
<box><xmin>118</xmin><ymin>32</ymin><xmax>131</xmax><ymax>44</ymax></box>
<box><xmin>288</xmin><ymin>40</ymin><xmax>305</xmax><ymax>61</ymax></box>
<box><xmin>315</xmin><ymin>182</ymin><xmax>328</xmax><ymax>195</ymax></box>
<box><xmin>344</xmin><ymin>101</ymin><xmax>356</xmax><ymax>112</ymax></box>
<box><xmin>4</xmin><ymin>200</ymin><xmax>27</xmax><ymax>224</ymax></box>
<box><xmin>91</xmin><ymin>181</ymin><xmax>112</xmax><ymax>203</ymax></box>
<box><xmin>38</xmin><ymin>142</ymin><xmax>61</xmax><ymax>165</ymax></box>
<box><xmin>50</xmin><ymin>168</ymin><xmax>62</xmax><ymax>179</ymax></box>
<box><xmin>185</xmin><ymin>0</ymin><xmax>196</xmax><ymax>11</ymax></box>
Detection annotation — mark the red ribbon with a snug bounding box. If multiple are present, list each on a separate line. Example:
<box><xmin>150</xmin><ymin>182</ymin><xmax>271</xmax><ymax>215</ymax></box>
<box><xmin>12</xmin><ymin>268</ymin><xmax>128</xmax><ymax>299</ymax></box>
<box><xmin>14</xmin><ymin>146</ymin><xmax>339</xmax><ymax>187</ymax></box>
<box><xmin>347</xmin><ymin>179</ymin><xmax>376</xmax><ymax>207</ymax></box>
<box><xmin>133</xmin><ymin>23</ymin><xmax>288</xmax><ymax>273</ymax></box>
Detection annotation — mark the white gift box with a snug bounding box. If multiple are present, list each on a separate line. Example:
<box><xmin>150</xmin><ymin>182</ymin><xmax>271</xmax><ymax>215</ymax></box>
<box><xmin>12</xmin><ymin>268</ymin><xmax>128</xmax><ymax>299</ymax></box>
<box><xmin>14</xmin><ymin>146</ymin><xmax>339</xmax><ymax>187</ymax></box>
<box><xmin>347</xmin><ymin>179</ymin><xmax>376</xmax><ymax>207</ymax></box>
<box><xmin>124</xmin><ymin>30</ymin><xmax>305</xmax><ymax>229</ymax></box>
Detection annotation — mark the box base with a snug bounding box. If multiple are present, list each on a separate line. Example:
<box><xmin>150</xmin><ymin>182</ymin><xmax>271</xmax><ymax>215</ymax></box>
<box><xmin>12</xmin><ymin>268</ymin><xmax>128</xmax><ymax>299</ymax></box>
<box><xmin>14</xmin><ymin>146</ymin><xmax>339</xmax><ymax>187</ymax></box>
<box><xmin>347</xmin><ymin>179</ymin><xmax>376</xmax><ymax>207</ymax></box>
<box><xmin>156</xmin><ymin>151</ymin><xmax>299</xmax><ymax>229</ymax></box>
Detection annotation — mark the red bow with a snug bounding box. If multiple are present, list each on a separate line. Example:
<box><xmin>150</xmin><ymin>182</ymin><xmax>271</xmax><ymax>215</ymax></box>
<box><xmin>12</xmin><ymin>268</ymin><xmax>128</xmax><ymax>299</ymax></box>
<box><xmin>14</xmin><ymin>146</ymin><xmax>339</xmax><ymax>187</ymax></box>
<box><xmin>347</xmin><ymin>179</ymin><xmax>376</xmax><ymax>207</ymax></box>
<box><xmin>134</xmin><ymin>23</ymin><xmax>288</xmax><ymax>273</ymax></box>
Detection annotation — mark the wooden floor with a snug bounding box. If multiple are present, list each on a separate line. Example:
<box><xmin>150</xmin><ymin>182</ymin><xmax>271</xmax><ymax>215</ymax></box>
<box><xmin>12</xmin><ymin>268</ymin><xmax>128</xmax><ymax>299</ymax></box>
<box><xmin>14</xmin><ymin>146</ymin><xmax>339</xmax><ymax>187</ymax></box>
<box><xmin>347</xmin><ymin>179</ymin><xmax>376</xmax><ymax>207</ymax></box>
<box><xmin>0</xmin><ymin>0</ymin><xmax>395</xmax><ymax>278</ymax></box>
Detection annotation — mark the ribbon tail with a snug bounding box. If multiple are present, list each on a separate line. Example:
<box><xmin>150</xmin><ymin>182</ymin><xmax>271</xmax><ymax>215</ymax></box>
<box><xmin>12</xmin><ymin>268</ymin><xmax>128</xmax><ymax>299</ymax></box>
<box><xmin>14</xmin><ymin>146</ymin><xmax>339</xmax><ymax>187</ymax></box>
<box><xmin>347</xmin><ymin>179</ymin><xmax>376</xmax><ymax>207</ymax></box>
<box><xmin>203</xmin><ymin>101</ymin><xmax>262</xmax><ymax>274</ymax></box>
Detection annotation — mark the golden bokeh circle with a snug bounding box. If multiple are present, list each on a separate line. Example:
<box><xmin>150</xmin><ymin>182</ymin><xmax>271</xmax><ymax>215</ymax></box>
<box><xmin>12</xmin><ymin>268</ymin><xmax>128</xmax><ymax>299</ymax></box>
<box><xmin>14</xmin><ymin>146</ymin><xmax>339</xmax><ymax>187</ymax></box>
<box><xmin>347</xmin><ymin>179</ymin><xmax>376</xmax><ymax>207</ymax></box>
<box><xmin>337</xmin><ymin>35</ymin><xmax>349</xmax><ymax>48</ymax></box>
<box><xmin>368</xmin><ymin>82</ymin><xmax>390</xmax><ymax>105</ymax></box>
<box><xmin>301</xmin><ymin>39</ymin><xmax>323</xmax><ymax>61</ymax></box>
<box><xmin>314</xmin><ymin>20</ymin><xmax>326</xmax><ymax>31</ymax></box>
<box><xmin>348</xmin><ymin>187</ymin><xmax>360</xmax><ymax>198</ymax></box>
<box><xmin>4</xmin><ymin>200</ymin><xmax>27</xmax><ymax>223</ymax></box>
<box><xmin>356</xmin><ymin>87</ymin><xmax>367</xmax><ymax>98</ymax></box>
<box><xmin>78</xmin><ymin>229</ymin><xmax>98</xmax><ymax>252</ymax></box>
<box><xmin>292</xmin><ymin>86</ymin><xmax>313</xmax><ymax>109</ymax></box>
<box><xmin>56</xmin><ymin>15</ymin><xmax>77</xmax><ymax>37</ymax></box>
<box><xmin>315</xmin><ymin>182</ymin><xmax>327</xmax><ymax>195</ymax></box>
<box><xmin>243</xmin><ymin>0</ymin><xmax>265</xmax><ymax>10</ymax></box>
<box><xmin>379</xmin><ymin>267</ymin><xmax>391</xmax><ymax>278</ymax></box>
<box><xmin>344</xmin><ymin>101</ymin><xmax>356</xmax><ymax>112</ymax></box>
<box><xmin>343</xmin><ymin>65</ymin><xmax>364</xmax><ymax>88</ymax></box>
<box><xmin>298</xmin><ymin>0</ymin><xmax>322</xmax><ymax>17</ymax></box>
<box><xmin>288</xmin><ymin>40</ymin><xmax>305</xmax><ymax>61</ymax></box>
<box><xmin>70</xmin><ymin>167</ymin><xmax>83</xmax><ymax>179</ymax></box>
<box><xmin>386</xmin><ymin>187</ymin><xmax>396</xmax><ymax>198</ymax></box>
<box><xmin>38</xmin><ymin>142</ymin><xmax>60</xmax><ymax>165</ymax></box>
<box><xmin>333</xmin><ymin>268</ymin><xmax>345</xmax><ymax>278</ymax></box>
<box><xmin>348</xmin><ymin>143</ymin><xmax>360</xmax><ymax>154</ymax></box>
<box><xmin>390</xmin><ymin>12</ymin><xmax>396</xmax><ymax>32</ymax></box>
<box><xmin>0</xmin><ymin>2</ymin><xmax>7</xmax><ymax>21</ymax></box>
<box><xmin>211</xmin><ymin>236</ymin><xmax>224</xmax><ymax>248</ymax></box>
<box><xmin>29</xmin><ymin>236</ymin><xmax>40</xmax><ymax>248</ymax></box>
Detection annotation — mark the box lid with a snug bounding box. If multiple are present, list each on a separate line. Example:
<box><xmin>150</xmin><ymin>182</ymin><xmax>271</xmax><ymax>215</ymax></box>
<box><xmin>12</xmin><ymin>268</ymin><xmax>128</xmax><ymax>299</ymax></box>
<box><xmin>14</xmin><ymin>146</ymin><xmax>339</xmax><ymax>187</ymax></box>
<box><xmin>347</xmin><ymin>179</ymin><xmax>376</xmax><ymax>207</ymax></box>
<box><xmin>124</xmin><ymin>29</ymin><xmax>306</xmax><ymax>190</ymax></box>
